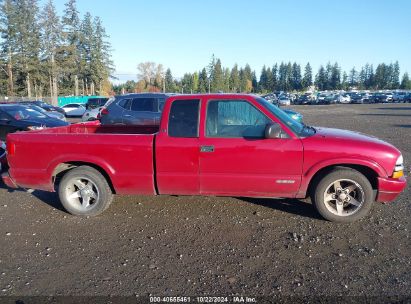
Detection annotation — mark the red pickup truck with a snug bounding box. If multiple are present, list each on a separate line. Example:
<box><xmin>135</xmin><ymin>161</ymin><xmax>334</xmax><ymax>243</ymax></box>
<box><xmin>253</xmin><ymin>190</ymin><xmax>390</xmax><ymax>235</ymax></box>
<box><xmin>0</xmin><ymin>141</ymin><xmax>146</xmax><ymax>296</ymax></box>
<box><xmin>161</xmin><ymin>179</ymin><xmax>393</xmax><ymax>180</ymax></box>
<box><xmin>2</xmin><ymin>94</ymin><xmax>406</xmax><ymax>222</ymax></box>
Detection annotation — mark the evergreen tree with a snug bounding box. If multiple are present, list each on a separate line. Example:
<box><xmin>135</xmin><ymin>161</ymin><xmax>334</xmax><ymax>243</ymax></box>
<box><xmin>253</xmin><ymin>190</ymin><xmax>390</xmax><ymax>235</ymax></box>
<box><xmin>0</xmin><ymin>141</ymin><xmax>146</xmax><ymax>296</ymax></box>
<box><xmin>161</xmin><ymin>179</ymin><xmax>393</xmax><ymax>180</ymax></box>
<box><xmin>259</xmin><ymin>65</ymin><xmax>268</xmax><ymax>91</ymax></box>
<box><xmin>391</xmin><ymin>61</ymin><xmax>400</xmax><ymax>89</ymax></box>
<box><xmin>223</xmin><ymin>68</ymin><xmax>230</xmax><ymax>92</ymax></box>
<box><xmin>291</xmin><ymin>62</ymin><xmax>302</xmax><ymax>91</ymax></box>
<box><xmin>341</xmin><ymin>71</ymin><xmax>348</xmax><ymax>90</ymax></box>
<box><xmin>315</xmin><ymin>65</ymin><xmax>326</xmax><ymax>90</ymax></box>
<box><xmin>192</xmin><ymin>71</ymin><xmax>199</xmax><ymax>92</ymax></box>
<box><xmin>198</xmin><ymin>68</ymin><xmax>208</xmax><ymax>93</ymax></box>
<box><xmin>40</xmin><ymin>0</ymin><xmax>62</xmax><ymax>104</ymax></box>
<box><xmin>13</xmin><ymin>0</ymin><xmax>41</xmax><ymax>97</ymax></box>
<box><xmin>374</xmin><ymin>63</ymin><xmax>389</xmax><ymax>89</ymax></box>
<box><xmin>61</xmin><ymin>0</ymin><xmax>81</xmax><ymax>95</ymax></box>
<box><xmin>239</xmin><ymin>68</ymin><xmax>247</xmax><ymax>92</ymax></box>
<box><xmin>271</xmin><ymin>64</ymin><xmax>278</xmax><ymax>91</ymax></box>
<box><xmin>348</xmin><ymin>67</ymin><xmax>357</xmax><ymax>88</ymax></box>
<box><xmin>302</xmin><ymin>62</ymin><xmax>312</xmax><ymax>90</ymax></box>
<box><xmin>164</xmin><ymin>68</ymin><xmax>174</xmax><ymax>92</ymax></box>
<box><xmin>330</xmin><ymin>63</ymin><xmax>341</xmax><ymax>90</ymax></box>
<box><xmin>251</xmin><ymin>71</ymin><xmax>258</xmax><ymax>93</ymax></box>
<box><xmin>90</xmin><ymin>16</ymin><xmax>114</xmax><ymax>95</ymax></box>
<box><xmin>211</xmin><ymin>58</ymin><xmax>224</xmax><ymax>92</ymax></box>
<box><xmin>400</xmin><ymin>72</ymin><xmax>411</xmax><ymax>90</ymax></box>
<box><xmin>229</xmin><ymin>64</ymin><xmax>239</xmax><ymax>92</ymax></box>
<box><xmin>278</xmin><ymin>62</ymin><xmax>286</xmax><ymax>91</ymax></box>
<box><xmin>0</xmin><ymin>0</ymin><xmax>17</xmax><ymax>95</ymax></box>
<box><xmin>79</xmin><ymin>12</ymin><xmax>94</xmax><ymax>94</ymax></box>
<box><xmin>325</xmin><ymin>62</ymin><xmax>333</xmax><ymax>90</ymax></box>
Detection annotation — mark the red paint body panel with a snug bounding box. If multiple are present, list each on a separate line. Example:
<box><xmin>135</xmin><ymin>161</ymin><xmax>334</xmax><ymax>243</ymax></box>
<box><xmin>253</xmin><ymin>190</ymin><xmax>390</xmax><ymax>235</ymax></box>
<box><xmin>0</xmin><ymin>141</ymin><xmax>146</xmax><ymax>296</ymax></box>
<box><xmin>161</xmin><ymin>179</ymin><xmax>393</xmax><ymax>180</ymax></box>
<box><xmin>2</xmin><ymin>94</ymin><xmax>407</xmax><ymax>205</ymax></box>
<box><xmin>6</xmin><ymin>123</ymin><xmax>157</xmax><ymax>194</ymax></box>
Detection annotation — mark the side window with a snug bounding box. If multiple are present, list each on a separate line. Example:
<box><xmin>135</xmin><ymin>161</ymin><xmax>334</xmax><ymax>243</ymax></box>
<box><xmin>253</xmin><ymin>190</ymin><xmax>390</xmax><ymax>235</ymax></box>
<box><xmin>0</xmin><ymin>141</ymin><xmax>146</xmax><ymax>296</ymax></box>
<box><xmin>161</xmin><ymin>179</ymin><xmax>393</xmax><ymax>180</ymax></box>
<box><xmin>0</xmin><ymin>112</ymin><xmax>9</xmax><ymax>120</ymax></box>
<box><xmin>131</xmin><ymin>98</ymin><xmax>155</xmax><ymax>112</ymax></box>
<box><xmin>118</xmin><ymin>98</ymin><xmax>131</xmax><ymax>110</ymax></box>
<box><xmin>168</xmin><ymin>99</ymin><xmax>200</xmax><ymax>138</ymax></box>
<box><xmin>206</xmin><ymin>100</ymin><xmax>271</xmax><ymax>138</ymax></box>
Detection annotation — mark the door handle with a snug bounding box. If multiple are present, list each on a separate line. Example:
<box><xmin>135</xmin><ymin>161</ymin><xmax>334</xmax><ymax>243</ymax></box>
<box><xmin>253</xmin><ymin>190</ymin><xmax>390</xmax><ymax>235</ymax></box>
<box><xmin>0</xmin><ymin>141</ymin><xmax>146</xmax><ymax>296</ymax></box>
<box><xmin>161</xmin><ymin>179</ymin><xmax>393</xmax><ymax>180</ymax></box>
<box><xmin>124</xmin><ymin>115</ymin><xmax>132</xmax><ymax>117</ymax></box>
<box><xmin>200</xmin><ymin>145</ymin><xmax>214</xmax><ymax>153</ymax></box>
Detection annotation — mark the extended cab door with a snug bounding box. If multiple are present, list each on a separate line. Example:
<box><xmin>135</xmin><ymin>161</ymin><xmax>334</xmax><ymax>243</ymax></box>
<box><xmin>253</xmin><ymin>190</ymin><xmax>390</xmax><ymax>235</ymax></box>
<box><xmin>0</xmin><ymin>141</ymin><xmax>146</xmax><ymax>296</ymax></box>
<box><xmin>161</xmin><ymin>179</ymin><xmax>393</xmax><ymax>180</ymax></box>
<box><xmin>199</xmin><ymin>97</ymin><xmax>303</xmax><ymax>197</ymax></box>
<box><xmin>155</xmin><ymin>98</ymin><xmax>201</xmax><ymax>195</ymax></box>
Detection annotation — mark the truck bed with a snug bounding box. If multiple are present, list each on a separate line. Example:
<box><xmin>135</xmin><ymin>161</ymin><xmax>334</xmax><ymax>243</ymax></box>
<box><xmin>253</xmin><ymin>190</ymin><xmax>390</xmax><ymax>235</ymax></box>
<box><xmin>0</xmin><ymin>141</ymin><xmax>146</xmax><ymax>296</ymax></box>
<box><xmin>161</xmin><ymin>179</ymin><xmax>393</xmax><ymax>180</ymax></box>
<box><xmin>6</xmin><ymin>122</ymin><xmax>159</xmax><ymax>194</ymax></box>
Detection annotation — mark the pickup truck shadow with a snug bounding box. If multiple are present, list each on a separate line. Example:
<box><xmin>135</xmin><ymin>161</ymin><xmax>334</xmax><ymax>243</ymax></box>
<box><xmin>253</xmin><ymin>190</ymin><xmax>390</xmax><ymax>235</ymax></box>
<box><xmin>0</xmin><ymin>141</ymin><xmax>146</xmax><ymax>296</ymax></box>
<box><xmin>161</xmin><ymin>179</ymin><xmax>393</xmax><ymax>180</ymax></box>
<box><xmin>377</xmin><ymin>107</ymin><xmax>411</xmax><ymax>110</ymax></box>
<box><xmin>392</xmin><ymin>124</ymin><xmax>411</xmax><ymax>128</ymax></box>
<box><xmin>0</xmin><ymin>178</ymin><xmax>321</xmax><ymax>219</ymax></box>
<box><xmin>0</xmin><ymin>178</ymin><xmax>66</xmax><ymax>212</ymax></box>
<box><xmin>237</xmin><ymin>197</ymin><xmax>322</xmax><ymax>220</ymax></box>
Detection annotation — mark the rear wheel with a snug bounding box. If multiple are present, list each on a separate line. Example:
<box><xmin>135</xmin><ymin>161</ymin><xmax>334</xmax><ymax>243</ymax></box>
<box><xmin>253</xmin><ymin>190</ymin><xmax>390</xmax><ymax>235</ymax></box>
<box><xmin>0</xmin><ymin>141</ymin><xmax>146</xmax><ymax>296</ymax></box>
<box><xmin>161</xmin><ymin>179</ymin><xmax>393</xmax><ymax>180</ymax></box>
<box><xmin>58</xmin><ymin>166</ymin><xmax>113</xmax><ymax>216</ymax></box>
<box><xmin>312</xmin><ymin>168</ymin><xmax>374</xmax><ymax>222</ymax></box>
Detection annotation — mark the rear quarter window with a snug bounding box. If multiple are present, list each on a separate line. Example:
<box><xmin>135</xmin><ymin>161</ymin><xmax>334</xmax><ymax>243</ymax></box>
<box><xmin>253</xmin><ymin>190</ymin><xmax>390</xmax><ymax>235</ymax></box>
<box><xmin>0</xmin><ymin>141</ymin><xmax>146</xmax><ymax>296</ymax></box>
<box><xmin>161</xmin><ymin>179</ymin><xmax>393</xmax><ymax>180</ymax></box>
<box><xmin>168</xmin><ymin>99</ymin><xmax>200</xmax><ymax>138</ymax></box>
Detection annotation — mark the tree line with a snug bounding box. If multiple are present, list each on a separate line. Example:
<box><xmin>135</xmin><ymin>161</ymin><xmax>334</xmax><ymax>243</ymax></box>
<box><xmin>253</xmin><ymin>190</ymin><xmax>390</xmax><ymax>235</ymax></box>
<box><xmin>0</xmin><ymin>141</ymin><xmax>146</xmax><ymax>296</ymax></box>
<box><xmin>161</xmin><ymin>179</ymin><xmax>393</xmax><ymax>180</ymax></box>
<box><xmin>115</xmin><ymin>56</ymin><xmax>411</xmax><ymax>95</ymax></box>
<box><xmin>0</xmin><ymin>0</ymin><xmax>113</xmax><ymax>104</ymax></box>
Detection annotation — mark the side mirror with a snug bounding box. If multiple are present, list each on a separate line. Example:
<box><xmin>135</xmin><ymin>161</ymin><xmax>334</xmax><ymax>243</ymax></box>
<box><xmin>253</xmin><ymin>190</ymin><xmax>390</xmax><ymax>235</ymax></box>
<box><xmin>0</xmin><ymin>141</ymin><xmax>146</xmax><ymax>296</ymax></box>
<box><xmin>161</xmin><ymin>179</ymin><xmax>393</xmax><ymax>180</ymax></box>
<box><xmin>265</xmin><ymin>123</ymin><xmax>283</xmax><ymax>139</ymax></box>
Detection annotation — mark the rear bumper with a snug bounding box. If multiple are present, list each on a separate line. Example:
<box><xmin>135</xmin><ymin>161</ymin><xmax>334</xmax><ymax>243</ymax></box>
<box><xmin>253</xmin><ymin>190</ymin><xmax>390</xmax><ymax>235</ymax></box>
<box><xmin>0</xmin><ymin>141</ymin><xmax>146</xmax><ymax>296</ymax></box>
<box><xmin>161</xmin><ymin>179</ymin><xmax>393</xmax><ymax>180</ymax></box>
<box><xmin>376</xmin><ymin>176</ymin><xmax>407</xmax><ymax>203</ymax></box>
<box><xmin>2</xmin><ymin>171</ymin><xmax>18</xmax><ymax>189</ymax></box>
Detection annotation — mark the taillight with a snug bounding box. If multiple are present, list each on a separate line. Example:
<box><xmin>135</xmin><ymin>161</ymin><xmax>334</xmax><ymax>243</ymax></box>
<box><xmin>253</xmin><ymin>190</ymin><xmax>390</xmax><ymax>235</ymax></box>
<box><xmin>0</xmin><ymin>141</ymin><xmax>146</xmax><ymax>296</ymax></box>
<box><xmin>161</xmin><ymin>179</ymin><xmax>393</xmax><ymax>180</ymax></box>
<box><xmin>7</xmin><ymin>141</ymin><xmax>15</xmax><ymax>156</ymax></box>
<box><xmin>100</xmin><ymin>108</ymin><xmax>109</xmax><ymax>116</ymax></box>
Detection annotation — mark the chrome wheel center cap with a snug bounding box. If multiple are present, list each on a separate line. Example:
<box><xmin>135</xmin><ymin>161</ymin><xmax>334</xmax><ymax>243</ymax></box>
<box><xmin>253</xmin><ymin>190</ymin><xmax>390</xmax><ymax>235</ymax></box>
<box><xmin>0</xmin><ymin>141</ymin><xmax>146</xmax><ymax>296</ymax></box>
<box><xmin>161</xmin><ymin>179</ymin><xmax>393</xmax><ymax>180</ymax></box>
<box><xmin>338</xmin><ymin>193</ymin><xmax>347</xmax><ymax>201</ymax></box>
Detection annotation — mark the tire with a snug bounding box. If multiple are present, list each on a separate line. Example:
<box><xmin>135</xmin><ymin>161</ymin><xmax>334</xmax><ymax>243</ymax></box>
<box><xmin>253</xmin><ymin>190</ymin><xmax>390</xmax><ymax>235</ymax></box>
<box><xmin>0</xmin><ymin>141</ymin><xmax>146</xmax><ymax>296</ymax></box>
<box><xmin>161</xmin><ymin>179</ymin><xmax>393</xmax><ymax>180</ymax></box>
<box><xmin>311</xmin><ymin>167</ymin><xmax>374</xmax><ymax>223</ymax></box>
<box><xmin>58</xmin><ymin>166</ymin><xmax>113</xmax><ymax>216</ymax></box>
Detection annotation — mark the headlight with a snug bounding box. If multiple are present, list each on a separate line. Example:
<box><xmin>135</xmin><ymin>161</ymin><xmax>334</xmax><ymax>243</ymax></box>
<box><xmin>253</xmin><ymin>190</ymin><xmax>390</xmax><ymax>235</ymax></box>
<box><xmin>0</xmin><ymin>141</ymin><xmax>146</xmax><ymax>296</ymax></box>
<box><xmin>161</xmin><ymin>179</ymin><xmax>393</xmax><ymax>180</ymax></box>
<box><xmin>27</xmin><ymin>126</ymin><xmax>45</xmax><ymax>130</ymax></box>
<box><xmin>392</xmin><ymin>154</ymin><xmax>404</xmax><ymax>179</ymax></box>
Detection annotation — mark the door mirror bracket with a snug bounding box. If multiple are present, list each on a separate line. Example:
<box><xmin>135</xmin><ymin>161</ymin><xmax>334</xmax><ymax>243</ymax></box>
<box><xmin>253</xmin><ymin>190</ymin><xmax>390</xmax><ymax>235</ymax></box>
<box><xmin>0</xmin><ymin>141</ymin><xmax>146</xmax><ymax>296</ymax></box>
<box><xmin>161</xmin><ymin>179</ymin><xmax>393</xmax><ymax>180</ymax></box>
<box><xmin>265</xmin><ymin>123</ymin><xmax>288</xmax><ymax>139</ymax></box>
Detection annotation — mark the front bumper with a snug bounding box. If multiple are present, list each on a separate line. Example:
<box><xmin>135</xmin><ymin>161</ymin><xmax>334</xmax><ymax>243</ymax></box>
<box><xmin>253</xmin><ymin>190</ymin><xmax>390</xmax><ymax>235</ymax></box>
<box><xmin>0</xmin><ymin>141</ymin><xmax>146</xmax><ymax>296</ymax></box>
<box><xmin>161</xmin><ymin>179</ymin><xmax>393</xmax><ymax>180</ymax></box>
<box><xmin>376</xmin><ymin>176</ymin><xmax>407</xmax><ymax>202</ymax></box>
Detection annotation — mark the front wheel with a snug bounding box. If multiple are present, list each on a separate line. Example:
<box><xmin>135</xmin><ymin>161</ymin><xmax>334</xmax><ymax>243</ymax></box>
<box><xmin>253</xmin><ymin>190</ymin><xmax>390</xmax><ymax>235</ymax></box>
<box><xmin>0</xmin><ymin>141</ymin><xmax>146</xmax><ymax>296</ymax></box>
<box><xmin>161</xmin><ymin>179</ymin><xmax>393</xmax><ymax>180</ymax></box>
<box><xmin>58</xmin><ymin>166</ymin><xmax>113</xmax><ymax>216</ymax></box>
<box><xmin>312</xmin><ymin>168</ymin><xmax>374</xmax><ymax>222</ymax></box>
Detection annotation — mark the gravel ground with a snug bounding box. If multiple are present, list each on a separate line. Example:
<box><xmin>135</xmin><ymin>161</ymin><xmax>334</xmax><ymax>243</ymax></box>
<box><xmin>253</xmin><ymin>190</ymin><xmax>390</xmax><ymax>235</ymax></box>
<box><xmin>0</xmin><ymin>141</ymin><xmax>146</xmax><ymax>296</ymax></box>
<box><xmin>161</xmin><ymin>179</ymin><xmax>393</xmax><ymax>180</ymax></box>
<box><xmin>0</xmin><ymin>103</ymin><xmax>410</xmax><ymax>300</ymax></box>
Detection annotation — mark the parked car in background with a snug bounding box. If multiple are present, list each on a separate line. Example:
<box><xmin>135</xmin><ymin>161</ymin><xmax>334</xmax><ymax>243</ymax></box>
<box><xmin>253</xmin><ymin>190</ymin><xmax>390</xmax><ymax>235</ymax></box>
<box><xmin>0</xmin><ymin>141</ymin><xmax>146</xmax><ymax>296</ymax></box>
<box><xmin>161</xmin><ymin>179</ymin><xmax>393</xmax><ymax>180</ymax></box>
<box><xmin>384</xmin><ymin>92</ymin><xmax>393</xmax><ymax>102</ymax></box>
<box><xmin>100</xmin><ymin>93</ymin><xmax>170</xmax><ymax>125</ymax></box>
<box><xmin>28</xmin><ymin>100</ymin><xmax>65</xmax><ymax>115</ymax></box>
<box><xmin>282</xmin><ymin>109</ymin><xmax>303</xmax><ymax>123</ymax></box>
<box><xmin>404</xmin><ymin>92</ymin><xmax>411</xmax><ymax>103</ymax></box>
<box><xmin>85</xmin><ymin>97</ymin><xmax>109</xmax><ymax>110</ymax></box>
<box><xmin>316</xmin><ymin>93</ymin><xmax>329</xmax><ymax>104</ymax></box>
<box><xmin>20</xmin><ymin>103</ymin><xmax>66</xmax><ymax>121</ymax></box>
<box><xmin>61</xmin><ymin>103</ymin><xmax>87</xmax><ymax>117</ymax></box>
<box><xmin>349</xmin><ymin>93</ymin><xmax>363</xmax><ymax>104</ymax></box>
<box><xmin>324</xmin><ymin>94</ymin><xmax>338</xmax><ymax>104</ymax></box>
<box><xmin>294</xmin><ymin>94</ymin><xmax>311</xmax><ymax>105</ymax></box>
<box><xmin>261</xmin><ymin>93</ymin><xmax>278</xmax><ymax>104</ymax></box>
<box><xmin>337</xmin><ymin>93</ymin><xmax>351</xmax><ymax>104</ymax></box>
<box><xmin>82</xmin><ymin>106</ymin><xmax>103</xmax><ymax>122</ymax></box>
<box><xmin>393</xmin><ymin>92</ymin><xmax>407</xmax><ymax>103</ymax></box>
<box><xmin>0</xmin><ymin>104</ymin><xmax>69</xmax><ymax>141</ymax></box>
<box><xmin>278</xmin><ymin>95</ymin><xmax>291</xmax><ymax>106</ymax></box>
<box><xmin>370</xmin><ymin>93</ymin><xmax>389</xmax><ymax>103</ymax></box>
<box><xmin>0</xmin><ymin>140</ymin><xmax>6</xmax><ymax>171</ymax></box>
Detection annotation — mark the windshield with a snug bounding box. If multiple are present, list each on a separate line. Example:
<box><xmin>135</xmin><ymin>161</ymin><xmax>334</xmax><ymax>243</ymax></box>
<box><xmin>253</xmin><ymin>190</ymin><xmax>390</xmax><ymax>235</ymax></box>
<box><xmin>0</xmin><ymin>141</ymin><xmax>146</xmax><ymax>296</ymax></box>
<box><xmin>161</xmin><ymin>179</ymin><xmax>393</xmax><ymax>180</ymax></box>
<box><xmin>28</xmin><ymin>105</ymin><xmax>47</xmax><ymax>114</ymax></box>
<box><xmin>256</xmin><ymin>97</ymin><xmax>314</xmax><ymax>137</ymax></box>
<box><xmin>2</xmin><ymin>106</ymin><xmax>47</xmax><ymax>120</ymax></box>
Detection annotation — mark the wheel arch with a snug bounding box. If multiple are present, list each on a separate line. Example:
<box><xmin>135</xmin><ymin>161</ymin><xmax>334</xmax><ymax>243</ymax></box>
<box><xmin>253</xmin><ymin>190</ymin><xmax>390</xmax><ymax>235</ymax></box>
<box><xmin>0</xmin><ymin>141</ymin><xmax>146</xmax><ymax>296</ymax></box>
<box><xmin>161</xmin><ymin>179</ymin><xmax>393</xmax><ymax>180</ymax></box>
<box><xmin>303</xmin><ymin>163</ymin><xmax>381</xmax><ymax>198</ymax></box>
<box><xmin>52</xmin><ymin>161</ymin><xmax>116</xmax><ymax>194</ymax></box>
